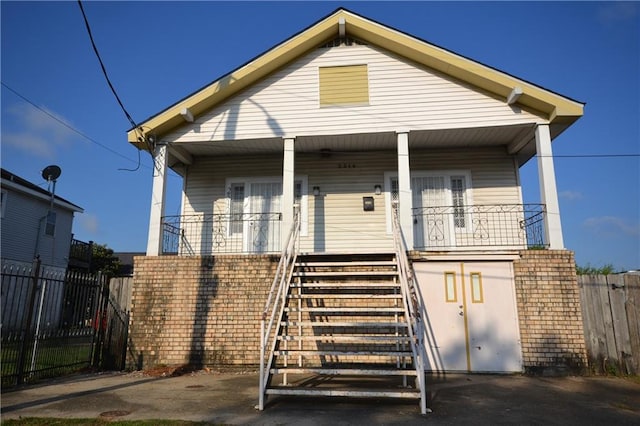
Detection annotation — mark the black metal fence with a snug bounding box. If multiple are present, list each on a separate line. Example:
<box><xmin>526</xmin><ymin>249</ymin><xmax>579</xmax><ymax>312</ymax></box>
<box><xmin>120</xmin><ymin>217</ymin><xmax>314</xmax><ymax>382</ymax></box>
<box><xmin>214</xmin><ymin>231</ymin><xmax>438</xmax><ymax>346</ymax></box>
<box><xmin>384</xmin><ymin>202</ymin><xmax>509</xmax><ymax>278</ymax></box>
<box><xmin>412</xmin><ymin>204</ymin><xmax>547</xmax><ymax>250</ymax></box>
<box><xmin>1</xmin><ymin>258</ymin><xmax>129</xmax><ymax>388</ymax></box>
<box><xmin>162</xmin><ymin>213</ymin><xmax>282</xmax><ymax>255</ymax></box>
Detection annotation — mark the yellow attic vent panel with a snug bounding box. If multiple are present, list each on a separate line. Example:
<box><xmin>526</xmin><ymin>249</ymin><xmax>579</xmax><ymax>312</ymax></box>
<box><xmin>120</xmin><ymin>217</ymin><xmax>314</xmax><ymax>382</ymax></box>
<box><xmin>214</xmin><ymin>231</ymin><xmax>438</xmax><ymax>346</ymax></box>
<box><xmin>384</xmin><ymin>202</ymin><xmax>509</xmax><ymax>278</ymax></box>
<box><xmin>319</xmin><ymin>64</ymin><xmax>369</xmax><ymax>106</ymax></box>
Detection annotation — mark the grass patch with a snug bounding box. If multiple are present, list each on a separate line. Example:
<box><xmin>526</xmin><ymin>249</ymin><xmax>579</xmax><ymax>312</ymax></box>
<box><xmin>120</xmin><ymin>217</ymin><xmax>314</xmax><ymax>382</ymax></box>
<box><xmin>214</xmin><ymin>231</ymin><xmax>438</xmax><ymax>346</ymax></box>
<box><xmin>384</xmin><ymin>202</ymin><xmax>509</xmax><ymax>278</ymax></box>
<box><xmin>2</xmin><ymin>419</ymin><xmax>217</xmax><ymax>426</ymax></box>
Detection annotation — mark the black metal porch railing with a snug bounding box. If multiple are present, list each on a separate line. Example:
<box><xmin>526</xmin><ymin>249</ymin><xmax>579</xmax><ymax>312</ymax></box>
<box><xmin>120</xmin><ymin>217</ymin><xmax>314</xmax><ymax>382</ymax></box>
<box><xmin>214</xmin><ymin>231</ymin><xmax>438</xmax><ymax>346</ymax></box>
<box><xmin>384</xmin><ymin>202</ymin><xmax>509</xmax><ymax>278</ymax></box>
<box><xmin>161</xmin><ymin>213</ymin><xmax>283</xmax><ymax>255</ymax></box>
<box><xmin>412</xmin><ymin>204</ymin><xmax>547</xmax><ymax>249</ymax></box>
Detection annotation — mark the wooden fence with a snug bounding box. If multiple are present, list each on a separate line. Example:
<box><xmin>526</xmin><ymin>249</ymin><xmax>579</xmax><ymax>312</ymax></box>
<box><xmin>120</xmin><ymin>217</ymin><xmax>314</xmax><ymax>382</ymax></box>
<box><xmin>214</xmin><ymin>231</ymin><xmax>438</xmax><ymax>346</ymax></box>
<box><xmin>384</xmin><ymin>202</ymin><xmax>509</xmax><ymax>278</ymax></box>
<box><xmin>578</xmin><ymin>273</ymin><xmax>640</xmax><ymax>375</ymax></box>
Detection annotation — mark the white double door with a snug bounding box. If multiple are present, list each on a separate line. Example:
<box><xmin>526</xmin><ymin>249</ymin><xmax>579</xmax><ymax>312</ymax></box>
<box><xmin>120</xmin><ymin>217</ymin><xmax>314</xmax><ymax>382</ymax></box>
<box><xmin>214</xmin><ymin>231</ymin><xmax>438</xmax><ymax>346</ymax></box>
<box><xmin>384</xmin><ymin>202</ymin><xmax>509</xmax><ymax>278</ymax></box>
<box><xmin>388</xmin><ymin>172</ymin><xmax>469</xmax><ymax>249</ymax></box>
<box><xmin>231</xmin><ymin>181</ymin><xmax>282</xmax><ymax>252</ymax></box>
<box><xmin>414</xmin><ymin>261</ymin><xmax>523</xmax><ymax>372</ymax></box>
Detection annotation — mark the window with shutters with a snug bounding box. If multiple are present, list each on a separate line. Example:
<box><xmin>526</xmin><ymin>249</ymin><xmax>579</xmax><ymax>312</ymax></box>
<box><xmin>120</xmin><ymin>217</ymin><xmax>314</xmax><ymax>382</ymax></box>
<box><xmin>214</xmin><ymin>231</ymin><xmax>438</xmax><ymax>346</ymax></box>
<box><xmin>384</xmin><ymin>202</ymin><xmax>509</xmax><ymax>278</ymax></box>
<box><xmin>319</xmin><ymin>65</ymin><xmax>369</xmax><ymax>107</ymax></box>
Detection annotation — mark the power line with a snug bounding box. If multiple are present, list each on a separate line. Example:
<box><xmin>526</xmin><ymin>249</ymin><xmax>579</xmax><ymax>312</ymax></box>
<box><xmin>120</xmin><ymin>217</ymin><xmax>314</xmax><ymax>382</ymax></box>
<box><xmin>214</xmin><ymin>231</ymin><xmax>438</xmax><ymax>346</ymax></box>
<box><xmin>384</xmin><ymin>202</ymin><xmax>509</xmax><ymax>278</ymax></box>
<box><xmin>77</xmin><ymin>0</ymin><xmax>137</xmax><ymax>131</ymax></box>
<box><xmin>5</xmin><ymin>81</ymin><xmax>635</xmax><ymax>165</ymax></box>
<box><xmin>547</xmin><ymin>154</ymin><xmax>639</xmax><ymax>158</ymax></box>
<box><xmin>1</xmin><ymin>82</ymin><xmax>183</xmax><ymax>179</ymax></box>
<box><xmin>77</xmin><ymin>0</ymin><xmax>155</xmax><ymax>171</ymax></box>
<box><xmin>1</xmin><ymin>81</ymin><xmax>141</xmax><ymax>166</ymax></box>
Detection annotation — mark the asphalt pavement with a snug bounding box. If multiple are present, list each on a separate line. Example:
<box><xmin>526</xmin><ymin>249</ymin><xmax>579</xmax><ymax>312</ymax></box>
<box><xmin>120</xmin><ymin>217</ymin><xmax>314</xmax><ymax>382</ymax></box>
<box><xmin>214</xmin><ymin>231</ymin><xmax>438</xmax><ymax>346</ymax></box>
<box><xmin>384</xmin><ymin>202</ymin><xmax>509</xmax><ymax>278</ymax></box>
<box><xmin>1</xmin><ymin>369</ymin><xmax>639</xmax><ymax>425</ymax></box>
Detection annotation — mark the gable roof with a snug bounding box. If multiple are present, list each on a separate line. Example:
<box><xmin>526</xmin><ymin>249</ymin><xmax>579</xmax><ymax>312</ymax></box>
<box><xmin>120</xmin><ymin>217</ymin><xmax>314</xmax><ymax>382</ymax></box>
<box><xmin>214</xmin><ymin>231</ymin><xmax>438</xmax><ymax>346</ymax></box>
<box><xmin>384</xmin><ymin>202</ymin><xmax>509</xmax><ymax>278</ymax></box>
<box><xmin>127</xmin><ymin>7</ymin><xmax>584</xmax><ymax>147</ymax></box>
<box><xmin>1</xmin><ymin>168</ymin><xmax>84</xmax><ymax>213</ymax></box>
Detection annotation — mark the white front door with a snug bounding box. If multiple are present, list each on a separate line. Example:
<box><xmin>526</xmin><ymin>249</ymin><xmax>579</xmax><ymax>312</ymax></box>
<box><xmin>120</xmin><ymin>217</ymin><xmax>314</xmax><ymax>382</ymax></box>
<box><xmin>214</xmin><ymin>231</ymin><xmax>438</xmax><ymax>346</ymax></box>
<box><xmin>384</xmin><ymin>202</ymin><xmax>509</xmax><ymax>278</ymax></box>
<box><xmin>386</xmin><ymin>171</ymin><xmax>471</xmax><ymax>250</ymax></box>
<box><xmin>414</xmin><ymin>261</ymin><xmax>522</xmax><ymax>372</ymax></box>
<box><xmin>247</xmin><ymin>181</ymin><xmax>282</xmax><ymax>253</ymax></box>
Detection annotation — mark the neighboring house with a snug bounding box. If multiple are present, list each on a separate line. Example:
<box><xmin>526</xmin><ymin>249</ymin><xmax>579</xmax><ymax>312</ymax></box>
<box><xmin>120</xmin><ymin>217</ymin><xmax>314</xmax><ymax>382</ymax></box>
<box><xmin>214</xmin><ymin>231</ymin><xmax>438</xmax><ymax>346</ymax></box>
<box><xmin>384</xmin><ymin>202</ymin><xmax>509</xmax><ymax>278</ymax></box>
<box><xmin>1</xmin><ymin>168</ymin><xmax>83</xmax><ymax>273</ymax></box>
<box><xmin>128</xmin><ymin>7</ymin><xmax>587</xmax><ymax>392</ymax></box>
<box><xmin>113</xmin><ymin>252</ymin><xmax>145</xmax><ymax>276</ymax></box>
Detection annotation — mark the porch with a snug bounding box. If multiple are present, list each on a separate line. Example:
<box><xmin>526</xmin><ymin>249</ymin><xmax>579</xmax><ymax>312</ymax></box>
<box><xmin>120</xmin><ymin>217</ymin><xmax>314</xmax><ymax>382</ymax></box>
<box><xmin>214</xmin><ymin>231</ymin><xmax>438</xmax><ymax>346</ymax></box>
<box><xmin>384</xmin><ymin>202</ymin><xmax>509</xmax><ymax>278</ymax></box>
<box><xmin>146</xmin><ymin>124</ymin><xmax>564</xmax><ymax>257</ymax></box>
<box><xmin>160</xmin><ymin>203</ymin><xmax>547</xmax><ymax>255</ymax></box>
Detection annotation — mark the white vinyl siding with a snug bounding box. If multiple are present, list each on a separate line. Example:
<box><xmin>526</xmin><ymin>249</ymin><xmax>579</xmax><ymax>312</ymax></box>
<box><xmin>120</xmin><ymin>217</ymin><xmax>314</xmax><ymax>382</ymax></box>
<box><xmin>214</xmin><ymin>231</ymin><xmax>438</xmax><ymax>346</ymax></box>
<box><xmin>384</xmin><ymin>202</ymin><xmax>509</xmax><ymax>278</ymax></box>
<box><xmin>165</xmin><ymin>45</ymin><xmax>543</xmax><ymax>143</ymax></box>
<box><xmin>182</xmin><ymin>147</ymin><xmax>519</xmax><ymax>253</ymax></box>
<box><xmin>0</xmin><ymin>188</ymin><xmax>74</xmax><ymax>269</ymax></box>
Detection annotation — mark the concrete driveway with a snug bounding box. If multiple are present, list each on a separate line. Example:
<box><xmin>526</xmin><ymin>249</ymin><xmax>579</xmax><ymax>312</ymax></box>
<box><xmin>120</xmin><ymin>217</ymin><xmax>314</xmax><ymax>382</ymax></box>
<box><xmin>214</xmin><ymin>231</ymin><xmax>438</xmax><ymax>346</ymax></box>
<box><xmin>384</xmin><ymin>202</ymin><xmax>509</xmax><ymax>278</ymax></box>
<box><xmin>1</xmin><ymin>370</ymin><xmax>639</xmax><ymax>425</ymax></box>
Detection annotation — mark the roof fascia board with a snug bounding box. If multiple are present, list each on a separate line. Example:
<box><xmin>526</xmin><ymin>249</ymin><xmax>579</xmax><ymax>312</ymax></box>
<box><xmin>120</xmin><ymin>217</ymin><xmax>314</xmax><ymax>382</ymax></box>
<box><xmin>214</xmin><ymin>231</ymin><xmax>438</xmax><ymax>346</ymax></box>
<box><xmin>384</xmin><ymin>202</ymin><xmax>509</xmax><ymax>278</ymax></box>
<box><xmin>1</xmin><ymin>179</ymin><xmax>84</xmax><ymax>213</ymax></box>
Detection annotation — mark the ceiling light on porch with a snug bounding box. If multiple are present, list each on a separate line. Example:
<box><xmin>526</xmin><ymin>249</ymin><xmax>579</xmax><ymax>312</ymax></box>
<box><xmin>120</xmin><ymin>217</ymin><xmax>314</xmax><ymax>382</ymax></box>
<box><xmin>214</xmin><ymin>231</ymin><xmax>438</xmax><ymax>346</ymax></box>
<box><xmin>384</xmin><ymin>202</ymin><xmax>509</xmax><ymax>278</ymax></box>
<box><xmin>313</xmin><ymin>186</ymin><xmax>320</xmax><ymax>196</ymax></box>
<box><xmin>374</xmin><ymin>185</ymin><xmax>382</xmax><ymax>195</ymax></box>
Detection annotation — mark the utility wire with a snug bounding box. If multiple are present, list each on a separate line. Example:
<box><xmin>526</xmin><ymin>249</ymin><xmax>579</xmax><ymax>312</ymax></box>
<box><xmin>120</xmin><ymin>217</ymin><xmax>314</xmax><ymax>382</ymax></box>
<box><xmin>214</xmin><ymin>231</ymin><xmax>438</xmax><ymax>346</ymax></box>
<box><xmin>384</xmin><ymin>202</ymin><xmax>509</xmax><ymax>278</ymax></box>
<box><xmin>77</xmin><ymin>0</ymin><xmax>136</xmax><ymax>130</ymax></box>
<box><xmin>1</xmin><ymin>82</ymin><xmax>182</xmax><ymax>178</ymax></box>
<box><xmin>77</xmin><ymin>0</ymin><xmax>155</xmax><ymax>172</ymax></box>
<box><xmin>1</xmin><ymin>81</ymin><xmax>141</xmax><ymax>166</ymax></box>
<box><xmin>4</xmin><ymin>80</ymin><xmax>636</xmax><ymax>164</ymax></box>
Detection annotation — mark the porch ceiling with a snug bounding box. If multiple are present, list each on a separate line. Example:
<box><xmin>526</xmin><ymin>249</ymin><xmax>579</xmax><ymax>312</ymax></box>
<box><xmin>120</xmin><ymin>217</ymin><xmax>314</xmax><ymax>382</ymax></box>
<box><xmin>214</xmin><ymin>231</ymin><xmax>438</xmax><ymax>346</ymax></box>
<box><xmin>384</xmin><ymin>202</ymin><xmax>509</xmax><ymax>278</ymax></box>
<box><xmin>167</xmin><ymin>123</ymin><xmax>539</xmax><ymax>166</ymax></box>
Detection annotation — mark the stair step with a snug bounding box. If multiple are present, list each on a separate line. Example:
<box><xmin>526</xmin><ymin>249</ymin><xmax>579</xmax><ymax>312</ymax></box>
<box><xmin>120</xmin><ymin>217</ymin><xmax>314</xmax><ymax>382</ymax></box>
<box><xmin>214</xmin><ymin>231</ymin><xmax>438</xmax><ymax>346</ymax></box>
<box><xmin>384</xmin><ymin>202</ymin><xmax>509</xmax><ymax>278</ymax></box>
<box><xmin>269</xmin><ymin>367</ymin><xmax>418</xmax><ymax>376</ymax></box>
<box><xmin>287</xmin><ymin>294</ymin><xmax>402</xmax><ymax>300</ymax></box>
<box><xmin>275</xmin><ymin>350</ymin><xmax>413</xmax><ymax>356</ymax></box>
<box><xmin>295</xmin><ymin>261</ymin><xmax>397</xmax><ymax>267</ymax></box>
<box><xmin>265</xmin><ymin>387</ymin><xmax>420</xmax><ymax>399</ymax></box>
<box><xmin>280</xmin><ymin>321</ymin><xmax>408</xmax><ymax>328</ymax></box>
<box><xmin>290</xmin><ymin>281</ymin><xmax>400</xmax><ymax>288</ymax></box>
<box><xmin>284</xmin><ymin>307</ymin><xmax>404</xmax><ymax>313</ymax></box>
<box><xmin>293</xmin><ymin>271</ymin><xmax>398</xmax><ymax>277</ymax></box>
<box><xmin>277</xmin><ymin>335</ymin><xmax>411</xmax><ymax>342</ymax></box>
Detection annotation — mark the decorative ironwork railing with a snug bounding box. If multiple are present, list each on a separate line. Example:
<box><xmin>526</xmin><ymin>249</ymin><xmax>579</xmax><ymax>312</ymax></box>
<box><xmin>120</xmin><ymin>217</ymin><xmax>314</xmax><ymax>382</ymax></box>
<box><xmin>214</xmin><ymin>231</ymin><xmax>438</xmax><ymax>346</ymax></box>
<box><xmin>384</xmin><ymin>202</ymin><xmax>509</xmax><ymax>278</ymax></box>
<box><xmin>412</xmin><ymin>204</ymin><xmax>547</xmax><ymax>250</ymax></box>
<box><xmin>161</xmin><ymin>213</ymin><xmax>283</xmax><ymax>255</ymax></box>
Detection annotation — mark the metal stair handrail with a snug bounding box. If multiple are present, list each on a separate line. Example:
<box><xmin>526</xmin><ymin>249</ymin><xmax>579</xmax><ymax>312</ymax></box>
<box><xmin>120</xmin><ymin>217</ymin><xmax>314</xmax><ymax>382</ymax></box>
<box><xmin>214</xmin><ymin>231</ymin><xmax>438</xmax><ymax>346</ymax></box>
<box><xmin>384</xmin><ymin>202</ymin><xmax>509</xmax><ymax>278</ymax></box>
<box><xmin>391</xmin><ymin>205</ymin><xmax>427</xmax><ymax>414</ymax></box>
<box><xmin>259</xmin><ymin>207</ymin><xmax>300</xmax><ymax>410</ymax></box>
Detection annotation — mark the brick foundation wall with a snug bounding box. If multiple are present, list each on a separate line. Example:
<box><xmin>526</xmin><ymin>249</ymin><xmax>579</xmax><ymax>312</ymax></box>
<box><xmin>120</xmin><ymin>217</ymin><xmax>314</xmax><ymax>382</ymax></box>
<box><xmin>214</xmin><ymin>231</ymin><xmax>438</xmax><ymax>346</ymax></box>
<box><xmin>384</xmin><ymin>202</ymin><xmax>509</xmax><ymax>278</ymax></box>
<box><xmin>514</xmin><ymin>250</ymin><xmax>588</xmax><ymax>374</ymax></box>
<box><xmin>128</xmin><ymin>255</ymin><xmax>278</xmax><ymax>370</ymax></box>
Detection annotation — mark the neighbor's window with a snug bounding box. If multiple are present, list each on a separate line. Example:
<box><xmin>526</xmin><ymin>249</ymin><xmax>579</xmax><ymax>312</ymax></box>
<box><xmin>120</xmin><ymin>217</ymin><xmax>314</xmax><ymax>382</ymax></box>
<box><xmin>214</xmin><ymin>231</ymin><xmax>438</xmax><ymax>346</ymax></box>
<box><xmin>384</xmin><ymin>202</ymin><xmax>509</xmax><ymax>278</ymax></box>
<box><xmin>0</xmin><ymin>190</ymin><xmax>6</xmax><ymax>219</ymax></box>
<box><xmin>319</xmin><ymin>65</ymin><xmax>369</xmax><ymax>107</ymax></box>
<box><xmin>45</xmin><ymin>211</ymin><xmax>56</xmax><ymax>237</ymax></box>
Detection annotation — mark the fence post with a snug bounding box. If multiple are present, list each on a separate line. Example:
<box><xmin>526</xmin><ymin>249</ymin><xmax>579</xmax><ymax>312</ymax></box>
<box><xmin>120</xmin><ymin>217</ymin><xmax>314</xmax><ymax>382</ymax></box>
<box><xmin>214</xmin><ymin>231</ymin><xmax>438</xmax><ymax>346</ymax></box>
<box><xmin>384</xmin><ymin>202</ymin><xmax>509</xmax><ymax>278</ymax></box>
<box><xmin>92</xmin><ymin>272</ymin><xmax>109</xmax><ymax>368</ymax></box>
<box><xmin>16</xmin><ymin>256</ymin><xmax>42</xmax><ymax>385</ymax></box>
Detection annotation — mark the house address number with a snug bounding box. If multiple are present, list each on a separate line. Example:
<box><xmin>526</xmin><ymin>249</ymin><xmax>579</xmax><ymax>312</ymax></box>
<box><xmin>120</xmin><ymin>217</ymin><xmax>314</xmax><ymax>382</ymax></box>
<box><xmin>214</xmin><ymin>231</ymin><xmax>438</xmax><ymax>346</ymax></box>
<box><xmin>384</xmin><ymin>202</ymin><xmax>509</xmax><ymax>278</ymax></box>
<box><xmin>338</xmin><ymin>163</ymin><xmax>356</xmax><ymax>168</ymax></box>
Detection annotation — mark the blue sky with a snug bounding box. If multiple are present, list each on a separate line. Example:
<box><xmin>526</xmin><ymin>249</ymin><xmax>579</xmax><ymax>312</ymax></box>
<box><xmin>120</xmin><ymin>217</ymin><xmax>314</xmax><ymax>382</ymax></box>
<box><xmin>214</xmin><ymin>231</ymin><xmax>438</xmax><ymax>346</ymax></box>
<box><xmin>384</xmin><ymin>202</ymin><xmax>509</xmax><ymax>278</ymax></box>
<box><xmin>1</xmin><ymin>1</ymin><xmax>638</xmax><ymax>269</ymax></box>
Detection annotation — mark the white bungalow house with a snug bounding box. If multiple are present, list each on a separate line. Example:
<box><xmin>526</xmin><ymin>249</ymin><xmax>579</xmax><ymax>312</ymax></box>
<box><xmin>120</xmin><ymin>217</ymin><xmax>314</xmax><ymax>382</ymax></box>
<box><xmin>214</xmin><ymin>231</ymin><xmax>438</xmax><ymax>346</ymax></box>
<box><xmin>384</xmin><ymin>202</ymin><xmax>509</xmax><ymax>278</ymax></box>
<box><xmin>128</xmin><ymin>8</ymin><xmax>587</xmax><ymax>411</ymax></box>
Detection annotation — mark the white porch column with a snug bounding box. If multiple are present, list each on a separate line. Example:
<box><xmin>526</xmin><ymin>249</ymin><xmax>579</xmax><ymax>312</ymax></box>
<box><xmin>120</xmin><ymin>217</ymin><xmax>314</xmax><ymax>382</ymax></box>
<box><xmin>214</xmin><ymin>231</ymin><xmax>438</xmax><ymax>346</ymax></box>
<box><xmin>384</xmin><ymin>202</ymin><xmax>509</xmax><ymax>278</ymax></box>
<box><xmin>146</xmin><ymin>143</ymin><xmax>168</xmax><ymax>256</ymax></box>
<box><xmin>397</xmin><ymin>131</ymin><xmax>413</xmax><ymax>249</ymax></box>
<box><xmin>535</xmin><ymin>124</ymin><xmax>564</xmax><ymax>249</ymax></box>
<box><xmin>282</xmin><ymin>137</ymin><xmax>295</xmax><ymax>247</ymax></box>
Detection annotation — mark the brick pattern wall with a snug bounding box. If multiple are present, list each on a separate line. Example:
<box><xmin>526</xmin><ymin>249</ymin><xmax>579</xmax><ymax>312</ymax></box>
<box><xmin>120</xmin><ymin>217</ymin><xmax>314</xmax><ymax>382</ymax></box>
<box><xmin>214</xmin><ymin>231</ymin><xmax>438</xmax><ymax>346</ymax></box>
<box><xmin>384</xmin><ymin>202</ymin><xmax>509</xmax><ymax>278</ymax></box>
<box><xmin>129</xmin><ymin>255</ymin><xmax>278</xmax><ymax>370</ymax></box>
<box><xmin>514</xmin><ymin>250</ymin><xmax>588</xmax><ymax>374</ymax></box>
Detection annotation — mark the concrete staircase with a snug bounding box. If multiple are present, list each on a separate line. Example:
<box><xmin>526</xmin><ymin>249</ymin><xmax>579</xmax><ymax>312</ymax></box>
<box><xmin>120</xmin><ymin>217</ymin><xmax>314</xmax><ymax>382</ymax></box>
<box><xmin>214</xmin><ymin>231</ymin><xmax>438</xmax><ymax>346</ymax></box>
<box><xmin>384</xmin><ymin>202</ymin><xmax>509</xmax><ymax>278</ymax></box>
<box><xmin>262</xmin><ymin>253</ymin><xmax>424</xmax><ymax>406</ymax></box>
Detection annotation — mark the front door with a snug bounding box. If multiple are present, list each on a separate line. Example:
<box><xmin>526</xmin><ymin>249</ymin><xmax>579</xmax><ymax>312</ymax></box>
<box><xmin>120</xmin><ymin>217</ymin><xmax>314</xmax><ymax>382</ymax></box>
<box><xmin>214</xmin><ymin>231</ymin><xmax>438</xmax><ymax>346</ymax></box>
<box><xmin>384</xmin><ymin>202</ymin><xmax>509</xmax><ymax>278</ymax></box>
<box><xmin>246</xmin><ymin>181</ymin><xmax>282</xmax><ymax>253</ymax></box>
<box><xmin>414</xmin><ymin>261</ymin><xmax>523</xmax><ymax>372</ymax></box>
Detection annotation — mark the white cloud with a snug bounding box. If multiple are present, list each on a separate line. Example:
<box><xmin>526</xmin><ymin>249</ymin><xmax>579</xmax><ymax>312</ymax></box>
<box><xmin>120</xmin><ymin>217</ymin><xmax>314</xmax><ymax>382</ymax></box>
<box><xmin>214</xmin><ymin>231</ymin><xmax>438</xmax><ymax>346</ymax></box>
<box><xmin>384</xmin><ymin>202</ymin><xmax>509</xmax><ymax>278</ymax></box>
<box><xmin>598</xmin><ymin>2</ymin><xmax>638</xmax><ymax>24</ymax></box>
<box><xmin>77</xmin><ymin>213</ymin><xmax>99</xmax><ymax>235</ymax></box>
<box><xmin>2</xmin><ymin>132</ymin><xmax>56</xmax><ymax>160</ymax></box>
<box><xmin>2</xmin><ymin>102</ymin><xmax>77</xmax><ymax>159</ymax></box>
<box><xmin>583</xmin><ymin>216</ymin><xmax>640</xmax><ymax>237</ymax></box>
<box><xmin>559</xmin><ymin>190</ymin><xmax>583</xmax><ymax>201</ymax></box>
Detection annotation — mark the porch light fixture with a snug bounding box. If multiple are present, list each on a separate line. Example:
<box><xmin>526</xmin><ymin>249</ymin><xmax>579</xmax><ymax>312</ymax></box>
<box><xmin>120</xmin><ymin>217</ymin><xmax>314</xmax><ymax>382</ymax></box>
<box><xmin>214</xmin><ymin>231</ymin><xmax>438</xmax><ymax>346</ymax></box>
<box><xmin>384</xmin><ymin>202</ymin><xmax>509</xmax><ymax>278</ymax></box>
<box><xmin>374</xmin><ymin>185</ymin><xmax>382</xmax><ymax>195</ymax></box>
<box><xmin>313</xmin><ymin>186</ymin><xmax>320</xmax><ymax>196</ymax></box>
